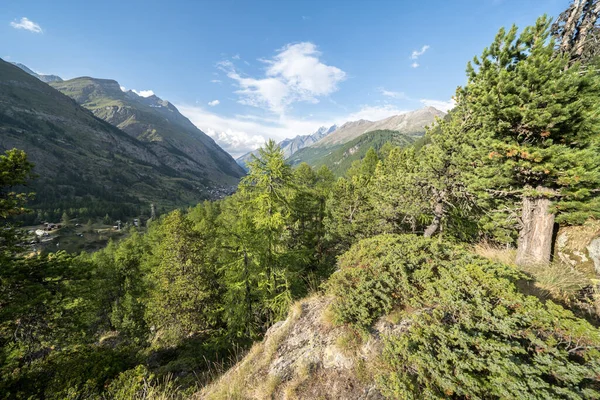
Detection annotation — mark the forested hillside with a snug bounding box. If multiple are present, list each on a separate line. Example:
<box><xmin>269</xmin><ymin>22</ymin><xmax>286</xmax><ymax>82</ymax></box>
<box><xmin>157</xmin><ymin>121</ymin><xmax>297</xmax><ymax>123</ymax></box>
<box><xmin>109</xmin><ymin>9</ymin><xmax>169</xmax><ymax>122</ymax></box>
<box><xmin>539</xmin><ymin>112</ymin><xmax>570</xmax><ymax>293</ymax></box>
<box><xmin>288</xmin><ymin>129</ymin><xmax>414</xmax><ymax>176</ymax></box>
<box><xmin>1</xmin><ymin>2</ymin><xmax>600</xmax><ymax>399</ymax></box>
<box><xmin>0</xmin><ymin>60</ymin><xmax>243</xmax><ymax>224</ymax></box>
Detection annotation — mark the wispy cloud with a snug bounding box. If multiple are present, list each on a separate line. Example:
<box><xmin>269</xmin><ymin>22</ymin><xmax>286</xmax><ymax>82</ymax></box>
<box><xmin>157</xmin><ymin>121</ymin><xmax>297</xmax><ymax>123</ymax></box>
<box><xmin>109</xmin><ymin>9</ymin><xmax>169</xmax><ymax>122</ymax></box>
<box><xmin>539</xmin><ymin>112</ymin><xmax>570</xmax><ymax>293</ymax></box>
<box><xmin>210</xmin><ymin>79</ymin><xmax>222</xmax><ymax>84</ymax></box>
<box><xmin>410</xmin><ymin>45</ymin><xmax>430</xmax><ymax>60</ymax></box>
<box><xmin>410</xmin><ymin>45</ymin><xmax>430</xmax><ymax>68</ymax></box>
<box><xmin>10</xmin><ymin>17</ymin><xmax>43</xmax><ymax>33</ymax></box>
<box><xmin>218</xmin><ymin>42</ymin><xmax>346</xmax><ymax>114</ymax></box>
<box><xmin>345</xmin><ymin>104</ymin><xmax>409</xmax><ymax>121</ymax></box>
<box><xmin>378</xmin><ymin>87</ymin><xmax>407</xmax><ymax>99</ymax></box>
<box><xmin>177</xmin><ymin>102</ymin><xmax>410</xmax><ymax>157</ymax></box>
<box><xmin>232</xmin><ymin>54</ymin><xmax>241</xmax><ymax>60</ymax></box>
<box><xmin>178</xmin><ymin>103</ymin><xmax>332</xmax><ymax>157</ymax></box>
<box><xmin>420</xmin><ymin>98</ymin><xmax>455</xmax><ymax>112</ymax></box>
<box><xmin>208</xmin><ymin>99</ymin><xmax>220</xmax><ymax>106</ymax></box>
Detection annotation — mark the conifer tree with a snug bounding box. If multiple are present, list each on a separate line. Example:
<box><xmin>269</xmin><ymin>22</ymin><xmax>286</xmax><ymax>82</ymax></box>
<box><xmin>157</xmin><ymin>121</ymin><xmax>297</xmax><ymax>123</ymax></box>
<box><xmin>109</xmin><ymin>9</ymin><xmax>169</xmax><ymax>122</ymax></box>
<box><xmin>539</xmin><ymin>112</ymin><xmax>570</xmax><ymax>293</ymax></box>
<box><xmin>145</xmin><ymin>210</ymin><xmax>221</xmax><ymax>343</ymax></box>
<box><xmin>459</xmin><ymin>16</ymin><xmax>600</xmax><ymax>265</ymax></box>
<box><xmin>241</xmin><ymin>140</ymin><xmax>294</xmax><ymax>321</ymax></box>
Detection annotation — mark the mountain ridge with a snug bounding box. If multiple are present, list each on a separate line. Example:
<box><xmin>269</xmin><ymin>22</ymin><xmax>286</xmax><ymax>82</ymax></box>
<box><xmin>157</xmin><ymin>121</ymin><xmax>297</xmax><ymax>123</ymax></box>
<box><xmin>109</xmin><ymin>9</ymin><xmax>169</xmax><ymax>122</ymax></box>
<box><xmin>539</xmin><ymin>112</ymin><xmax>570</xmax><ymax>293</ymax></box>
<box><xmin>0</xmin><ymin>59</ymin><xmax>242</xmax><ymax>220</ymax></box>
<box><xmin>11</xmin><ymin>62</ymin><xmax>63</xmax><ymax>83</ymax></box>
<box><xmin>236</xmin><ymin>124</ymin><xmax>337</xmax><ymax>169</ymax></box>
<box><xmin>49</xmin><ymin>76</ymin><xmax>245</xmax><ymax>182</ymax></box>
<box><xmin>313</xmin><ymin>106</ymin><xmax>445</xmax><ymax>148</ymax></box>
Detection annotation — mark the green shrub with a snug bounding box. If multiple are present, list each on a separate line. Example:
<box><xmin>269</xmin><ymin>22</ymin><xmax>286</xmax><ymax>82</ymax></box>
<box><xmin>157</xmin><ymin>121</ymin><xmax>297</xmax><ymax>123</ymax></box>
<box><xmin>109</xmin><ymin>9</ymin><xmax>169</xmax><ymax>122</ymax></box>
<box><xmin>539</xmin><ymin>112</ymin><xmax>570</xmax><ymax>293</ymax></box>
<box><xmin>327</xmin><ymin>234</ymin><xmax>600</xmax><ymax>399</ymax></box>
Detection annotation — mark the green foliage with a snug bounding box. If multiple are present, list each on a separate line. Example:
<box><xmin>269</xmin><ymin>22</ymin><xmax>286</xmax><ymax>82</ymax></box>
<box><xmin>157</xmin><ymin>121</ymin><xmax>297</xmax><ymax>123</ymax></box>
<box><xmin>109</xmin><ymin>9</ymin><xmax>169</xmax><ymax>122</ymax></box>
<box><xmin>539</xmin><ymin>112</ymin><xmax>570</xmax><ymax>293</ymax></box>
<box><xmin>0</xmin><ymin>149</ymin><xmax>34</xmax><ymax>219</ymax></box>
<box><xmin>145</xmin><ymin>210</ymin><xmax>221</xmax><ymax>344</ymax></box>
<box><xmin>460</xmin><ymin>16</ymin><xmax>600</xmax><ymax>225</ymax></box>
<box><xmin>327</xmin><ymin>234</ymin><xmax>600</xmax><ymax>399</ymax></box>
<box><xmin>289</xmin><ymin>129</ymin><xmax>414</xmax><ymax>177</ymax></box>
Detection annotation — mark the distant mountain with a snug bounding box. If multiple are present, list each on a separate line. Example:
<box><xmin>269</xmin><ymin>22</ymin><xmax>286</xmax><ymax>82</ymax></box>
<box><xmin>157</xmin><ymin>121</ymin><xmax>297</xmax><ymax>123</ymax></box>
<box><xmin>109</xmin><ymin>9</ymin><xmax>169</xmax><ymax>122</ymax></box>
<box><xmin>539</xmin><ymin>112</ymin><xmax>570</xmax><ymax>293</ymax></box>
<box><xmin>314</xmin><ymin>107</ymin><xmax>445</xmax><ymax>148</ymax></box>
<box><xmin>288</xmin><ymin>107</ymin><xmax>444</xmax><ymax>175</ymax></box>
<box><xmin>288</xmin><ymin>130</ymin><xmax>414</xmax><ymax>176</ymax></box>
<box><xmin>50</xmin><ymin>76</ymin><xmax>245</xmax><ymax>185</ymax></box>
<box><xmin>11</xmin><ymin>62</ymin><xmax>63</xmax><ymax>83</ymax></box>
<box><xmin>0</xmin><ymin>59</ymin><xmax>242</xmax><ymax>220</ymax></box>
<box><xmin>236</xmin><ymin>124</ymin><xmax>337</xmax><ymax>169</ymax></box>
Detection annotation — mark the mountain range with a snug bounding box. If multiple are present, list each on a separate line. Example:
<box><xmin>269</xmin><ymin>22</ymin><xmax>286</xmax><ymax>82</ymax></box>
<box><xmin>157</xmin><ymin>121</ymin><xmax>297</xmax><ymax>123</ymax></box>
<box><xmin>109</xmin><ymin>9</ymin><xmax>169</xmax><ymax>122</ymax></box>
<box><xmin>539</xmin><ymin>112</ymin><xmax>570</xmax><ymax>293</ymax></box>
<box><xmin>11</xmin><ymin>62</ymin><xmax>63</xmax><ymax>83</ymax></box>
<box><xmin>287</xmin><ymin>106</ymin><xmax>445</xmax><ymax>175</ymax></box>
<box><xmin>236</xmin><ymin>124</ymin><xmax>337</xmax><ymax>169</ymax></box>
<box><xmin>0</xmin><ymin>59</ymin><xmax>244</xmax><ymax>219</ymax></box>
<box><xmin>49</xmin><ymin>76</ymin><xmax>245</xmax><ymax>183</ymax></box>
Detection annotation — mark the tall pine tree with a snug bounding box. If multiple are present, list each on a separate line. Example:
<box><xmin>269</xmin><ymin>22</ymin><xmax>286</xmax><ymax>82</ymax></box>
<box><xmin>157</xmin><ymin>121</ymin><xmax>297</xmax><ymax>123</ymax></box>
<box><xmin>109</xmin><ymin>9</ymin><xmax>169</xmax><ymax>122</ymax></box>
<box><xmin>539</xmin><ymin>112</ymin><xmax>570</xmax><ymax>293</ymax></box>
<box><xmin>459</xmin><ymin>16</ymin><xmax>600</xmax><ymax>265</ymax></box>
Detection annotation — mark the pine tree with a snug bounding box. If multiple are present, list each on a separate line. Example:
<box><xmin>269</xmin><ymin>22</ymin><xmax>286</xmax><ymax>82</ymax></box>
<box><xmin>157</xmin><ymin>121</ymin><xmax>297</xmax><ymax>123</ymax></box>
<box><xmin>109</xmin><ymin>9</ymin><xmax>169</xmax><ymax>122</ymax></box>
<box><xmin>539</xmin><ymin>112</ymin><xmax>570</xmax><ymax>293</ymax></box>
<box><xmin>145</xmin><ymin>210</ymin><xmax>221</xmax><ymax>343</ymax></box>
<box><xmin>61</xmin><ymin>212</ymin><xmax>70</xmax><ymax>227</ymax></box>
<box><xmin>459</xmin><ymin>17</ymin><xmax>600</xmax><ymax>265</ymax></box>
<box><xmin>240</xmin><ymin>139</ymin><xmax>294</xmax><ymax>322</ymax></box>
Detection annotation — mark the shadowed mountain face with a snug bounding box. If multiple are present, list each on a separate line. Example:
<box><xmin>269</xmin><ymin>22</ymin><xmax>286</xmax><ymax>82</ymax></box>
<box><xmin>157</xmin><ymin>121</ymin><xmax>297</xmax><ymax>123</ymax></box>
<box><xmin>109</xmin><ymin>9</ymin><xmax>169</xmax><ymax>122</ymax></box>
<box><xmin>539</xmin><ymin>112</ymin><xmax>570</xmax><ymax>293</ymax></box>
<box><xmin>0</xmin><ymin>59</ymin><xmax>243</xmax><ymax>217</ymax></box>
<box><xmin>50</xmin><ymin>76</ymin><xmax>245</xmax><ymax>183</ymax></box>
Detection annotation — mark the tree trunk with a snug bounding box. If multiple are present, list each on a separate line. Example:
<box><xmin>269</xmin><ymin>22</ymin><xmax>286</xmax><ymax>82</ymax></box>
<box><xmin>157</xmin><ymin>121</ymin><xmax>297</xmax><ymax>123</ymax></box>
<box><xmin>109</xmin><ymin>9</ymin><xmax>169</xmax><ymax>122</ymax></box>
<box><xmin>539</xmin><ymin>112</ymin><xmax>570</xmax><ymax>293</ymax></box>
<box><xmin>424</xmin><ymin>200</ymin><xmax>444</xmax><ymax>238</ymax></box>
<box><xmin>515</xmin><ymin>188</ymin><xmax>555</xmax><ymax>266</ymax></box>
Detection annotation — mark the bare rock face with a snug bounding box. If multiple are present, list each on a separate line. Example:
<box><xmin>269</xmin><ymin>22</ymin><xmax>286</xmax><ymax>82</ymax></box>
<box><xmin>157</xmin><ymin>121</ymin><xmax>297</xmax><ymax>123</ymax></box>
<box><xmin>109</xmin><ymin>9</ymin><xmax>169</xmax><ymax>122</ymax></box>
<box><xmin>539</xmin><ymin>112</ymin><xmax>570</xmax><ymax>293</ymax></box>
<box><xmin>554</xmin><ymin>220</ymin><xmax>600</xmax><ymax>277</ymax></box>
<box><xmin>198</xmin><ymin>296</ymin><xmax>394</xmax><ymax>399</ymax></box>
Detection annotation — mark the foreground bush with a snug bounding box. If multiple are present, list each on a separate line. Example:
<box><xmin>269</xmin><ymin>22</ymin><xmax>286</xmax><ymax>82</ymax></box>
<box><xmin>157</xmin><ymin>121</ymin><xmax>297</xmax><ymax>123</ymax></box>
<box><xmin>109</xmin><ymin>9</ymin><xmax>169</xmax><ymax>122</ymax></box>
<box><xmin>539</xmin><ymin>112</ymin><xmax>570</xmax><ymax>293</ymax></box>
<box><xmin>327</xmin><ymin>234</ymin><xmax>600</xmax><ymax>399</ymax></box>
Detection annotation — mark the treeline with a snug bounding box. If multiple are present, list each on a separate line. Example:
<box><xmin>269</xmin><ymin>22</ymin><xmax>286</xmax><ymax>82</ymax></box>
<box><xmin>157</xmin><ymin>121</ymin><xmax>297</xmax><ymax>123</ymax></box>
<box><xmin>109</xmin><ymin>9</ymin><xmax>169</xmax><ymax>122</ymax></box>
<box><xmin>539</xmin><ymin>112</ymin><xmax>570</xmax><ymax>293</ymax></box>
<box><xmin>1</xmin><ymin>7</ymin><xmax>600</xmax><ymax>399</ymax></box>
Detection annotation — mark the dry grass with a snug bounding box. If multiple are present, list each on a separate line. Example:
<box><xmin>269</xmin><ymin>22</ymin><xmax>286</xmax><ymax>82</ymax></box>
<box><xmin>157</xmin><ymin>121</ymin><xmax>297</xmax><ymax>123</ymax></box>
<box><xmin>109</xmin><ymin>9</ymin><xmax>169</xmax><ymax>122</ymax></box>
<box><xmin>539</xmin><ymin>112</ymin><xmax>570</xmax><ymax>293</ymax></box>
<box><xmin>473</xmin><ymin>242</ymin><xmax>591</xmax><ymax>305</ymax></box>
<box><xmin>519</xmin><ymin>262</ymin><xmax>590</xmax><ymax>303</ymax></box>
<box><xmin>473</xmin><ymin>242</ymin><xmax>517</xmax><ymax>266</ymax></box>
<box><xmin>197</xmin><ymin>300</ymin><xmax>305</xmax><ymax>399</ymax></box>
<box><xmin>109</xmin><ymin>374</ymin><xmax>183</xmax><ymax>400</ymax></box>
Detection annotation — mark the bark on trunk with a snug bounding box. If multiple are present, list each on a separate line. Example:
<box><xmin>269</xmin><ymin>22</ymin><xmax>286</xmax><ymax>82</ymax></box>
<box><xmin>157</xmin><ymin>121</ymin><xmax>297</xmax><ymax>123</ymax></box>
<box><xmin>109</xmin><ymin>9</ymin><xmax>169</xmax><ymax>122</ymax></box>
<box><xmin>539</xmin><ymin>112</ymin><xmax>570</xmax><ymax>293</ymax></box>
<box><xmin>515</xmin><ymin>187</ymin><xmax>556</xmax><ymax>266</ymax></box>
<box><xmin>423</xmin><ymin>201</ymin><xmax>444</xmax><ymax>238</ymax></box>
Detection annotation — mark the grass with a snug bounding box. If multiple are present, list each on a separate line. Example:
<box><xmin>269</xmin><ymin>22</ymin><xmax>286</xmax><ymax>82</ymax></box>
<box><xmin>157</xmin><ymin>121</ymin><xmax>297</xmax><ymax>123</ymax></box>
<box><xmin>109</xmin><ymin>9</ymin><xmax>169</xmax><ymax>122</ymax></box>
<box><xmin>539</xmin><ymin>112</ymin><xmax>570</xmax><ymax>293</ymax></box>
<box><xmin>473</xmin><ymin>242</ymin><xmax>593</xmax><ymax>307</ymax></box>
<box><xmin>198</xmin><ymin>300</ymin><xmax>305</xmax><ymax>399</ymax></box>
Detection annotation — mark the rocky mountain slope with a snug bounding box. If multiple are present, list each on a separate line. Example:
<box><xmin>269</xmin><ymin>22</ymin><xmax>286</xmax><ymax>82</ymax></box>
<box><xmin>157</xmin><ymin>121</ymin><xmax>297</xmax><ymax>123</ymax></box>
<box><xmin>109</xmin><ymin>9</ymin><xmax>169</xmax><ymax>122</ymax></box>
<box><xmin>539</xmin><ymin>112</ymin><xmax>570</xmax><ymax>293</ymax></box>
<box><xmin>287</xmin><ymin>107</ymin><xmax>444</xmax><ymax>173</ymax></box>
<box><xmin>50</xmin><ymin>76</ymin><xmax>245</xmax><ymax>184</ymax></box>
<box><xmin>11</xmin><ymin>62</ymin><xmax>63</xmax><ymax>83</ymax></box>
<box><xmin>314</xmin><ymin>106</ymin><xmax>445</xmax><ymax>148</ymax></box>
<box><xmin>236</xmin><ymin>124</ymin><xmax>337</xmax><ymax>169</ymax></box>
<box><xmin>0</xmin><ymin>59</ymin><xmax>240</xmax><ymax>217</ymax></box>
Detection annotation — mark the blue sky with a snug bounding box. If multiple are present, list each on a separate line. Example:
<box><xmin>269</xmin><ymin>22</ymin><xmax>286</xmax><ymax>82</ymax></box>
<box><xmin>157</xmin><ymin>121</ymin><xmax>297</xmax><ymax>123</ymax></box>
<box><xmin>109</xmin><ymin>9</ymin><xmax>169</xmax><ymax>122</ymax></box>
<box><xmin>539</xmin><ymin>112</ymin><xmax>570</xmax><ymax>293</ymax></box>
<box><xmin>2</xmin><ymin>0</ymin><xmax>566</xmax><ymax>156</ymax></box>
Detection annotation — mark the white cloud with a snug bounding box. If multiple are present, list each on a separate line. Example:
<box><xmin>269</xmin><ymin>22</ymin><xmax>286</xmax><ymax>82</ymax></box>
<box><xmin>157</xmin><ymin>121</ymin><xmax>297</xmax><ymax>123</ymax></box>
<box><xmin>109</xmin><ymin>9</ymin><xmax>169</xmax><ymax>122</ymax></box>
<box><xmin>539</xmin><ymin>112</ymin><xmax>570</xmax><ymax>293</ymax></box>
<box><xmin>219</xmin><ymin>42</ymin><xmax>346</xmax><ymax>114</ymax></box>
<box><xmin>378</xmin><ymin>87</ymin><xmax>406</xmax><ymax>99</ymax></box>
<box><xmin>208</xmin><ymin>99</ymin><xmax>220</xmax><ymax>106</ymax></box>
<box><xmin>232</xmin><ymin>54</ymin><xmax>241</xmax><ymax>60</ymax></box>
<box><xmin>132</xmin><ymin>89</ymin><xmax>155</xmax><ymax>97</ymax></box>
<box><xmin>177</xmin><ymin>102</ymin><xmax>414</xmax><ymax>157</ymax></box>
<box><xmin>409</xmin><ymin>45</ymin><xmax>430</xmax><ymax>68</ymax></box>
<box><xmin>410</xmin><ymin>45</ymin><xmax>430</xmax><ymax>60</ymax></box>
<box><xmin>10</xmin><ymin>17</ymin><xmax>43</xmax><ymax>33</ymax></box>
<box><xmin>177</xmin><ymin>103</ymin><xmax>334</xmax><ymax>157</ymax></box>
<box><xmin>420</xmin><ymin>98</ymin><xmax>456</xmax><ymax>112</ymax></box>
<box><xmin>345</xmin><ymin>105</ymin><xmax>409</xmax><ymax>122</ymax></box>
<box><xmin>210</xmin><ymin>79</ymin><xmax>222</xmax><ymax>83</ymax></box>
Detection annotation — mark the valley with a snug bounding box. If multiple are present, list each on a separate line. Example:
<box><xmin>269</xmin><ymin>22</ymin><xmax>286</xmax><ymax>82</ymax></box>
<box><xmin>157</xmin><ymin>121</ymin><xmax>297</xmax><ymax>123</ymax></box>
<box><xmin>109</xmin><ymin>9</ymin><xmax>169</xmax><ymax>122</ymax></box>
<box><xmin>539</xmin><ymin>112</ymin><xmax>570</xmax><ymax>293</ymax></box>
<box><xmin>1</xmin><ymin>1</ymin><xmax>600</xmax><ymax>399</ymax></box>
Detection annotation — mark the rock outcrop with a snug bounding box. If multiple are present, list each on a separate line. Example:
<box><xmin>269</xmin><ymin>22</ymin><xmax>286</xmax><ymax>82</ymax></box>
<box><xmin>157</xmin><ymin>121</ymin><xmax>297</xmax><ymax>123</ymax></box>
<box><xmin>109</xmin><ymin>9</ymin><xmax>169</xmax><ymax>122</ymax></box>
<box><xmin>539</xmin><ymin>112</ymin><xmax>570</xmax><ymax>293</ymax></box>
<box><xmin>554</xmin><ymin>220</ymin><xmax>600</xmax><ymax>277</ymax></box>
<box><xmin>198</xmin><ymin>296</ymin><xmax>393</xmax><ymax>399</ymax></box>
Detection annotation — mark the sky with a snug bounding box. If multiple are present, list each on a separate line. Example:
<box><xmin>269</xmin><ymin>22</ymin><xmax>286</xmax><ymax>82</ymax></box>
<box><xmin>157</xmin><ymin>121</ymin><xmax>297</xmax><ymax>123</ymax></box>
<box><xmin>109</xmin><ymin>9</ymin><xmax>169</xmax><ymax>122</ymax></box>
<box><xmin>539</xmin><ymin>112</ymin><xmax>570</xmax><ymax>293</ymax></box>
<box><xmin>2</xmin><ymin>0</ymin><xmax>566</xmax><ymax>157</ymax></box>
